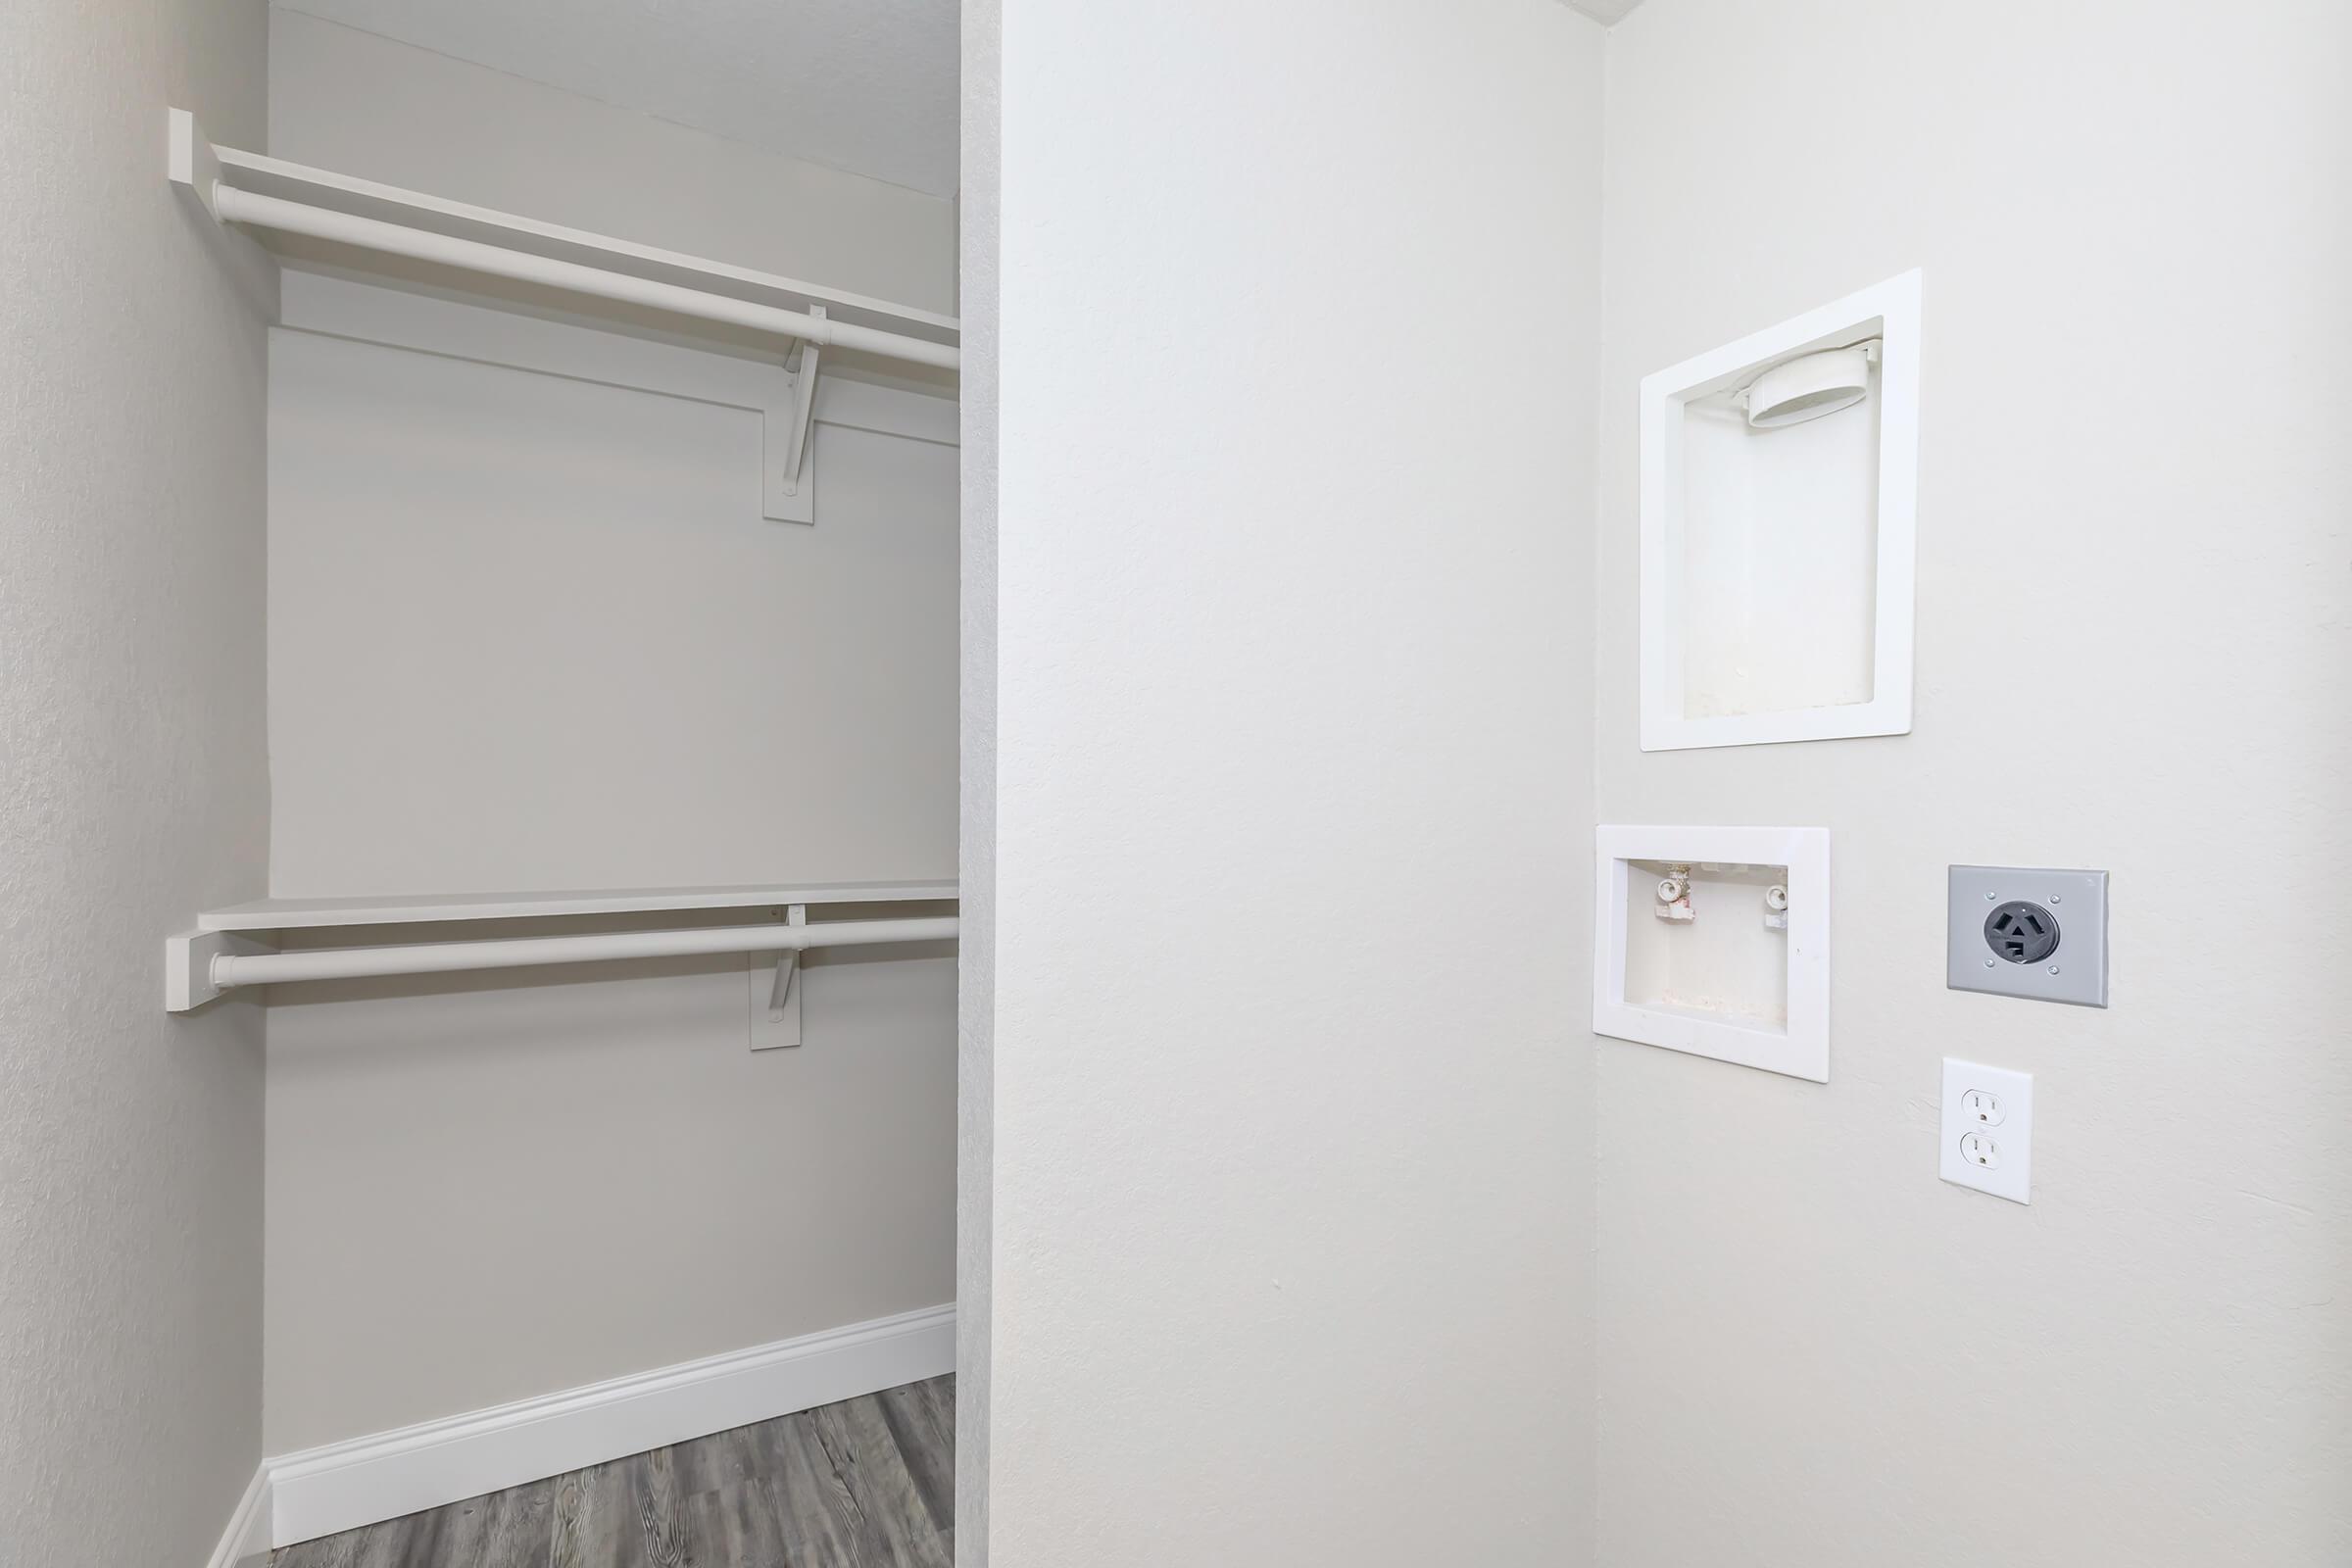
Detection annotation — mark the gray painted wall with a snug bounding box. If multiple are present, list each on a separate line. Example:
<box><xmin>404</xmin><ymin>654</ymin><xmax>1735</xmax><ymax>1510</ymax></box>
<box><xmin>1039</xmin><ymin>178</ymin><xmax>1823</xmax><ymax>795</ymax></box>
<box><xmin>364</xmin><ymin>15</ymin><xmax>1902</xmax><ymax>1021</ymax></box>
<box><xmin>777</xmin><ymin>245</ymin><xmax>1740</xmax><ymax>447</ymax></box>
<box><xmin>0</xmin><ymin>0</ymin><xmax>272</xmax><ymax>1560</ymax></box>
<box><xmin>1592</xmin><ymin>2</ymin><xmax>2352</xmax><ymax>1562</ymax></box>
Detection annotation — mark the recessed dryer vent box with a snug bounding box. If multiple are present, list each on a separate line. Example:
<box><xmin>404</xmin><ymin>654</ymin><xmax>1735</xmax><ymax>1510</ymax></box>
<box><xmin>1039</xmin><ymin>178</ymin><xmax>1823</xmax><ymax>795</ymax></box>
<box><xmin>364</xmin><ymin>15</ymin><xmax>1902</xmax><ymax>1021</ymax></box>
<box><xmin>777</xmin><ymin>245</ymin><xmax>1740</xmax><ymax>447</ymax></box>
<box><xmin>1593</xmin><ymin>825</ymin><xmax>1830</xmax><ymax>1081</ymax></box>
<box><xmin>1639</xmin><ymin>270</ymin><xmax>1921</xmax><ymax>751</ymax></box>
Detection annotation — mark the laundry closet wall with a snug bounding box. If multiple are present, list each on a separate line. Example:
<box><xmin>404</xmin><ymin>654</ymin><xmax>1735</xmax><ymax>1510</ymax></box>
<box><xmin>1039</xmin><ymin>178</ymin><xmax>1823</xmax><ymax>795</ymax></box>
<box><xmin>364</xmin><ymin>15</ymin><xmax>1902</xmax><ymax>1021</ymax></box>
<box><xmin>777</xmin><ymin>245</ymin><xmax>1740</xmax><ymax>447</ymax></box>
<box><xmin>1592</xmin><ymin>2</ymin><xmax>2352</xmax><ymax>1563</ymax></box>
<box><xmin>260</xmin><ymin>11</ymin><xmax>961</xmax><ymax>1451</ymax></box>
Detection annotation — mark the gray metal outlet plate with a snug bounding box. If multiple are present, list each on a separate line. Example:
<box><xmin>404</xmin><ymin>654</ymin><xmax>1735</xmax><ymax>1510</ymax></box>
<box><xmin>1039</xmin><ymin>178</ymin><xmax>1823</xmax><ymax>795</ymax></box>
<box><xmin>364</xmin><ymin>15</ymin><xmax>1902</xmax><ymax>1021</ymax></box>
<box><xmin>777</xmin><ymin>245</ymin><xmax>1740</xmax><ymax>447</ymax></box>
<box><xmin>1947</xmin><ymin>865</ymin><xmax>2109</xmax><ymax>1008</ymax></box>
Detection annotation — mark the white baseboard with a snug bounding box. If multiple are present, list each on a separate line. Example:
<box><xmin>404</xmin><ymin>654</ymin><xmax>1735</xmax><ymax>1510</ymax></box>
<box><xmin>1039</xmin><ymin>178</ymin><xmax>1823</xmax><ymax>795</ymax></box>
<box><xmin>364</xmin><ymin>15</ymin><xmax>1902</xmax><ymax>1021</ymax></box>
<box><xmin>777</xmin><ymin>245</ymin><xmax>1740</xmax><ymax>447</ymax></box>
<box><xmin>268</xmin><ymin>1302</ymin><xmax>955</xmax><ymax>1548</ymax></box>
<box><xmin>206</xmin><ymin>1465</ymin><xmax>272</xmax><ymax>1568</ymax></box>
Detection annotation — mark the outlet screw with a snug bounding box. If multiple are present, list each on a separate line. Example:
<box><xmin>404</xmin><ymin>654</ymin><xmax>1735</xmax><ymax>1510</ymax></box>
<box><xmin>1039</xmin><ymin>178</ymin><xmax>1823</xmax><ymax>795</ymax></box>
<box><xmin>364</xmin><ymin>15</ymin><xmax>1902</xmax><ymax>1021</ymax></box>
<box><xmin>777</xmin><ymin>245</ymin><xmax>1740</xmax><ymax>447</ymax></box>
<box><xmin>2047</xmin><ymin>964</ymin><xmax>2061</xmax><ymax>975</ymax></box>
<box><xmin>2049</xmin><ymin>894</ymin><xmax>2062</xmax><ymax>905</ymax></box>
<box><xmin>1983</xmin><ymin>958</ymin><xmax>1995</xmax><ymax>968</ymax></box>
<box><xmin>1984</xmin><ymin>891</ymin><xmax>1996</xmax><ymax>900</ymax></box>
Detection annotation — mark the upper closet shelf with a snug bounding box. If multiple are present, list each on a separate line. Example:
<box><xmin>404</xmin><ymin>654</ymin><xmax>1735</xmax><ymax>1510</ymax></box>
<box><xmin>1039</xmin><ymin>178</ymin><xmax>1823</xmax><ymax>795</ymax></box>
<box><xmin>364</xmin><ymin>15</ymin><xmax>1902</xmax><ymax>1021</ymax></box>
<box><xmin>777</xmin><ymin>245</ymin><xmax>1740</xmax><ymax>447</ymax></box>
<box><xmin>197</xmin><ymin>880</ymin><xmax>959</xmax><ymax>933</ymax></box>
<box><xmin>165</xmin><ymin>108</ymin><xmax>958</xmax><ymax>373</ymax></box>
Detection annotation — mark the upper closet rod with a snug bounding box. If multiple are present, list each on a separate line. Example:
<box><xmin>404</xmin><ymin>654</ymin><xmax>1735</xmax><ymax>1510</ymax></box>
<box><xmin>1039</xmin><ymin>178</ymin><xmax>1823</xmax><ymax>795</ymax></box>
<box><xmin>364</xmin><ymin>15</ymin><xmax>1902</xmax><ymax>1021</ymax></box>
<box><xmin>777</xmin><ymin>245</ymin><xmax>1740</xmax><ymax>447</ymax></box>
<box><xmin>208</xmin><ymin>186</ymin><xmax>960</xmax><ymax>372</ymax></box>
<box><xmin>201</xmin><ymin>914</ymin><xmax>958</xmax><ymax>995</ymax></box>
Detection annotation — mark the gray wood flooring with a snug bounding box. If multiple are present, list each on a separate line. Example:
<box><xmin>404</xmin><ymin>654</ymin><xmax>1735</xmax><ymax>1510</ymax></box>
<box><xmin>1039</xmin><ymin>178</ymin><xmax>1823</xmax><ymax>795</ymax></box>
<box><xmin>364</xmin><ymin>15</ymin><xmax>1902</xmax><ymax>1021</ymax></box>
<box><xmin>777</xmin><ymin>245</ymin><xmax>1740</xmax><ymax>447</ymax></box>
<box><xmin>272</xmin><ymin>1376</ymin><xmax>955</xmax><ymax>1568</ymax></box>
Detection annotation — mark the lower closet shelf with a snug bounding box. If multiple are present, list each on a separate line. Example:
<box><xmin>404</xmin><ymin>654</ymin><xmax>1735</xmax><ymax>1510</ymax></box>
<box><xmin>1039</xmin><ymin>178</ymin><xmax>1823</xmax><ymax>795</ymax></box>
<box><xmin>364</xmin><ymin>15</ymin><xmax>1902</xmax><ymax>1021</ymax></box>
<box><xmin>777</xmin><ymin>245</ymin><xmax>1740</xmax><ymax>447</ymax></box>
<box><xmin>165</xmin><ymin>880</ymin><xmax>960</xmax><ymax>1012</ymax></box>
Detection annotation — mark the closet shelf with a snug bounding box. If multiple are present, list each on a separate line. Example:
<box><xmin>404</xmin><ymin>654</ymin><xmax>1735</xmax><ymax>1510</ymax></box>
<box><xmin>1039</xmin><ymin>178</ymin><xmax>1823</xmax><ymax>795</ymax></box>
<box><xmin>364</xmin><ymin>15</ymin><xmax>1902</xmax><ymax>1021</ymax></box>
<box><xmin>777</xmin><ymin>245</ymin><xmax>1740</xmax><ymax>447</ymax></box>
<box><xmin>165</xmin><ymin>108</ymin><xmax>958</xmax><ymax>372</ymax></box>
<box><xmin>168</xmin><ymin>882</ymin><xmax>959</xmax><ymax>1014</ymax></box>
<box><xmin>195</xmin><ymin>880</ymin><xmax>959</xmax><ymax>933</ymax></box>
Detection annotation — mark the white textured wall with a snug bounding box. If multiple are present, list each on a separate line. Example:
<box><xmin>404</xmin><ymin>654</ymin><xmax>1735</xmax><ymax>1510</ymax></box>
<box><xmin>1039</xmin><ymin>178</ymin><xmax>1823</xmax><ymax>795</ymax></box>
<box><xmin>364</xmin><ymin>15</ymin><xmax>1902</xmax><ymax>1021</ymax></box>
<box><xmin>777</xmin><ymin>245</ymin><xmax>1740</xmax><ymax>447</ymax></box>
<box><xmin>263</xmin><ymin>284</ymin><xmax>958</xmax><ymax>897</ymax></box>
<box><xmin>260</xmin><ymin>288</ymin><xmax>959</xmax><ymax>1448</ymax></box>
<box><xmin>269</xmin><ymin>8</ymin><xmax>957</xmax><ymax>314</ymax></box>
<box><xmin>1592</xmin><ymin>2</ymin><xmax>2352</xmax><ymax>1564</ymax></box>
<box><xmin>264</xmin><ymin>928</ymin><xmax>956</xmax><ymax>1451</ymax></box>
<box><xmin>983</xmin><ymin>2</ymin><xmax>1602</xmax><ymax>1561</ymax></box>
<box><xmin>261</xmin><ymin>33</ymin><xmax>961</xmax><ymax>1449</ymax></box>
<box><xmin>258</xmin><ymin>286</ymin><xmax>959</xmax><ymax>1449</ymax></box>
<box><xmin>0</xmin><ymin>1</ymin><xmax>272</xmax><ymax>1562</ymax></box>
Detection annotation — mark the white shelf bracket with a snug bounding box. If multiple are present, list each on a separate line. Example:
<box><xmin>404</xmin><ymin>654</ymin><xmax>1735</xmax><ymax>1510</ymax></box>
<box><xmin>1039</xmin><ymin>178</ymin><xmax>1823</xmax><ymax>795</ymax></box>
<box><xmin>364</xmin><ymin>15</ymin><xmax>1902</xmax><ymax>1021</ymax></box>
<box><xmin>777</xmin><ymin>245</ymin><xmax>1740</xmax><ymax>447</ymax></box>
<box><xmin>762</xmin><ymin>306</ymin><xmax>823</xmax><ymax>525</ymax></box>
<box><xmin>167</xmin><ymin>107</ymin><xmax>222</xmax><ymax>220</ymax></box>
<box><xmin>166</xmin><ymin>929</ymin><xmax>270</xmax><ymax>1012</ymax></box>
<box><xmin>749</xmin><ymin>905</ymin><xmax>808</xmax><ymax>1051</ymax></box>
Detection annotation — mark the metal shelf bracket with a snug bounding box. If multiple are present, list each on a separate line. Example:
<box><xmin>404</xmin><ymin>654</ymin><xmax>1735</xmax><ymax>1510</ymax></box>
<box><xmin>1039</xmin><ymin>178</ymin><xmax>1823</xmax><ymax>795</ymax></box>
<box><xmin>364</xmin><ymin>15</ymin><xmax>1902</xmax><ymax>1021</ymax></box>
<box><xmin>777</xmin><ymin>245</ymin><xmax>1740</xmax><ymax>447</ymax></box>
<box><xmin>762</xmin><ymin>307</ymin><xmax>823</xmax><ymax>524</ymax></box>
<box><xmin>750</xmin><ymin>905</ymin><xmax>808</xmax><ymax>1050</ymax></box>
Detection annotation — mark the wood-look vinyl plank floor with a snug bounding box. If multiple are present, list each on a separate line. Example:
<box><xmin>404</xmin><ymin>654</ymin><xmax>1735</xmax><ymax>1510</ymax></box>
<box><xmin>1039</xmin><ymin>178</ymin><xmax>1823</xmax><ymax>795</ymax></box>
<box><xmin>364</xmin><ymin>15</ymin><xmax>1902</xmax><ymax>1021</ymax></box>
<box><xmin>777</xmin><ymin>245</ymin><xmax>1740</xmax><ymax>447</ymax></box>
<box><xmin>272</xmin><ymin>1377</ymin><xmax>954</xmax><ymax>1568</ymax></box>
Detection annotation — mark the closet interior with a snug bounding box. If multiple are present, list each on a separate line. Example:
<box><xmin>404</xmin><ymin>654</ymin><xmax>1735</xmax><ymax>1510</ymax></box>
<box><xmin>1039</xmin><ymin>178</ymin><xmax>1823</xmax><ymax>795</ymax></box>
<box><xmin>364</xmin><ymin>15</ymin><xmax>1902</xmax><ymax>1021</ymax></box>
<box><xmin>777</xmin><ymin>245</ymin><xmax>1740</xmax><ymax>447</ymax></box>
<box><xmin>167</xmin><ymin>8</ymin><xmax>962</xmax><ymax>1561</ymax></box>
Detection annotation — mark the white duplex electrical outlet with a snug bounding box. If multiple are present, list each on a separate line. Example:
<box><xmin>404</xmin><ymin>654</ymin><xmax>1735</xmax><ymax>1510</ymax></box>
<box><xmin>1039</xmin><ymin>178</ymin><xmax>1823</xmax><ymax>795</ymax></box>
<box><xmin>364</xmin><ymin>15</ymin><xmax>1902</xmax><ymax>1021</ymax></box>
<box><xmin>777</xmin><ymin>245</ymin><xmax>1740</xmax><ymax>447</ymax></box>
<box><xmin>1940</xmin><ymin>1057</ymin><xmax>2033</xmax><ymax>1203</ymax></box>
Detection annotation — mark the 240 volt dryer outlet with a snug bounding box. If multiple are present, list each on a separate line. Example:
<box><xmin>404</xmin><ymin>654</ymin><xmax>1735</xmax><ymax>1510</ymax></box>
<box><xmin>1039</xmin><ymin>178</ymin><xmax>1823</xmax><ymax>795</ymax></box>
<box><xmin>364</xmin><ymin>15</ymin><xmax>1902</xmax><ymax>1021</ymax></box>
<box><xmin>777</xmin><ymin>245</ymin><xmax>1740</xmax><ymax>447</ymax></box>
<box><xmin>1946</xmin><ymin>865</ymin><xmax>2109</xmax><ymax>1007</ymax></box>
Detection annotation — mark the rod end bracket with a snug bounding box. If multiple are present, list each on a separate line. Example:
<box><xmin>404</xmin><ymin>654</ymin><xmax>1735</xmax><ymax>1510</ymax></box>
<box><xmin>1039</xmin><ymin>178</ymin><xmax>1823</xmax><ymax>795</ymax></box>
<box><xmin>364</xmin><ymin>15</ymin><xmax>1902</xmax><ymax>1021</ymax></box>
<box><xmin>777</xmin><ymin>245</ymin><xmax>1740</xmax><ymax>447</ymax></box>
<box><xmin>168</xmin><ymin>108</ymin><xmax>223</xmax><ymax>222</ymax></box>
<box><xmin>167</xmin><ymin>929</ymin><xmax>269</xmax><ymax>1013</ymax></box>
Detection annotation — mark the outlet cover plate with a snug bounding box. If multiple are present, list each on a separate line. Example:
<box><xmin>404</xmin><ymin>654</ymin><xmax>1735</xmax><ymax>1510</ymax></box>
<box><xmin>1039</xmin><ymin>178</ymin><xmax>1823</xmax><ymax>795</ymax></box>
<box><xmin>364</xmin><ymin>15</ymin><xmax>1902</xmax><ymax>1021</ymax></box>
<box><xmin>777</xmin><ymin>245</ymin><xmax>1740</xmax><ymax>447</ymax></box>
<box><xmin>1946</xmin><ymin>865</ymin><xmax>2108</xmax><ymax>1007</ymax></box>
<box><xmin>1941</xmin><ymin>1057</ymin><xmax>2033</xmax><ymax>1202</ymax></box>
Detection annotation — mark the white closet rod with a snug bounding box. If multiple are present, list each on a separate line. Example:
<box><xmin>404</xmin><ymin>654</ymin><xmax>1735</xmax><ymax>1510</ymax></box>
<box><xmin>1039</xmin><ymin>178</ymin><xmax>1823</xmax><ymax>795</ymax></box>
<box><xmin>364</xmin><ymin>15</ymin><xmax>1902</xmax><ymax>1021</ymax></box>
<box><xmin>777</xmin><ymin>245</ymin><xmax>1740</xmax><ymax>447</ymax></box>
<box><xmin>209</xmin><ymin>184</ymin><xmax>962</xmax><ymax>373</ymax></box>
<box><xmin>207</xmin><ymin>914</ymin><xmax>958</xmax><ymax>992</ymax></box>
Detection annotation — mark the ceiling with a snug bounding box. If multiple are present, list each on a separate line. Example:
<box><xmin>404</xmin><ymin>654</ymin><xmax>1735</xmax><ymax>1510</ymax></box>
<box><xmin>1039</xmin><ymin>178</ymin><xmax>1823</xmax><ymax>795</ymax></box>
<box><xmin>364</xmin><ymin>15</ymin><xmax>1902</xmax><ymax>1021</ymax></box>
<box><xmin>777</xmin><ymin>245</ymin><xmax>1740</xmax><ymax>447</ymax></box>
<box><xmin>275</xmin><ymin>0</ymin><xmax>961</xmax><ymax>198</ymax></box>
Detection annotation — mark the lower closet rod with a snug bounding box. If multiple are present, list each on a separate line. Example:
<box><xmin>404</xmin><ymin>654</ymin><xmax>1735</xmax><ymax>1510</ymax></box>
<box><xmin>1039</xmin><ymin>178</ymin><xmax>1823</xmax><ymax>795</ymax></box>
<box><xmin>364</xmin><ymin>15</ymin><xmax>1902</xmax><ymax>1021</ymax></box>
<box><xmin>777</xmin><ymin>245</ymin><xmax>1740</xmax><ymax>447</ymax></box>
<box><xmin>208</xmin><ymin>915</ymin><xmax>958</xmax><ymax>991</ymax></box>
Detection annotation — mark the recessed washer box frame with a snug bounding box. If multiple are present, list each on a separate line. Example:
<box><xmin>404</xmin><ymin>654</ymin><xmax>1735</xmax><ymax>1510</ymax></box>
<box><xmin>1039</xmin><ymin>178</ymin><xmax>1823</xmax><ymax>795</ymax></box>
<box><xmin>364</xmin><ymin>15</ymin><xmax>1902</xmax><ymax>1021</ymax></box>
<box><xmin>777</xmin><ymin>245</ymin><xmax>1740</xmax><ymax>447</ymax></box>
<box><xmin>1593</xmin><ymin>825</ymin><xmax>1830</xmax><ymax>1082</ymax></box>
<box><xmin>1639</xmin><ymin>270</ymin><xmax>1922</xmax><ymax>752</ymax></box>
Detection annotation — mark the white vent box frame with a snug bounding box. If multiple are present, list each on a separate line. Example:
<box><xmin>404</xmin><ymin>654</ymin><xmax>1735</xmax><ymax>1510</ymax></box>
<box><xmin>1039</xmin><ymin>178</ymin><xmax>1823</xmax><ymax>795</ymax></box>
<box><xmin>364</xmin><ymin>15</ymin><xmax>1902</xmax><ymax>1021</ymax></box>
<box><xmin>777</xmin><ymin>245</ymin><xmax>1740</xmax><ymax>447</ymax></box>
<box><xmin>1593</xmin><ymin>825</ymin><xmax>1830</xmax><ymax>1082</ymax></box>
<box><xmin>1639</xmin><ymin>270</ymin><xmax>1921</xmax><ymax>751</ymax></box>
